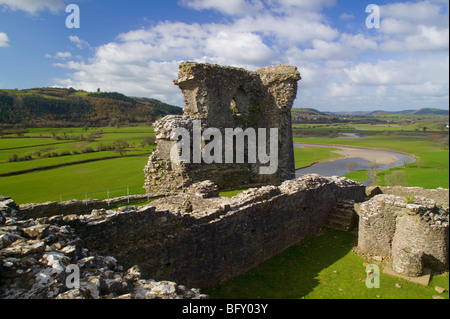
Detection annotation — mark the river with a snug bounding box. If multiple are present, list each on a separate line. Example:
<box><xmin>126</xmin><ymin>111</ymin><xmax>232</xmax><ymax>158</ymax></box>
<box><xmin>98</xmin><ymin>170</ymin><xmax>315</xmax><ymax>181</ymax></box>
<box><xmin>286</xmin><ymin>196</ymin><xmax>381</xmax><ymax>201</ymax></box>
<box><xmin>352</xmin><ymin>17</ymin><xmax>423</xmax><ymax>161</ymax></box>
<box><xmin>294</xmin><ymin>143</ymin><xmax>416</xmax><ymax>185</ymax></box>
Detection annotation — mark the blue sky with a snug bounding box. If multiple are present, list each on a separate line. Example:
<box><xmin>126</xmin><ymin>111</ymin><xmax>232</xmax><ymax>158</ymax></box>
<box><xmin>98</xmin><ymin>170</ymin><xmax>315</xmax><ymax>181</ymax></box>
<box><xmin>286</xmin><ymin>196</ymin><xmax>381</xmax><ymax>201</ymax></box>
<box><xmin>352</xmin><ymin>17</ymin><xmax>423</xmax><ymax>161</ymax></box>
<box><xmin>0</xmin><ymin>0</ymin><xmax>448</xmax><ymax>112</ymax></box>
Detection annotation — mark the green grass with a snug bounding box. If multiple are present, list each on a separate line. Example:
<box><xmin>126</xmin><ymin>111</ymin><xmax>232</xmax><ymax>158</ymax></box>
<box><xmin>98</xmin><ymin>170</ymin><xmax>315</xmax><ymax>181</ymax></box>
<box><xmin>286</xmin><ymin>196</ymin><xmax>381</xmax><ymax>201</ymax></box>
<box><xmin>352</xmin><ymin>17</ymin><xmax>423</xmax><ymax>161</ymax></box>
<box><xmin>1</xmin><ymin>155</ymin><xmax>150</xmax><ymax>204</ymax></box>
<box><xmin>0</xmin><ymin>126</ymin><xmax>156</xmax><ymax>204</ymax></box>
<box><xmin>294</xmin><ymin>135</ymin><xmax>449</xmax><ymax>189</ymax></box>
<box><xmin>294</xmin><ymin>146</ymin><xmax>343</xmax><ymax>169</ymax></box>
<box><xmin>220</xmin><ymin>188</ymin><xmax>252</xmax><ymax>198</ymax></box>
<box><xmin>206</xmin><ymin>229</ymin><xmax>449</xmax><ymax>299</ymax></box>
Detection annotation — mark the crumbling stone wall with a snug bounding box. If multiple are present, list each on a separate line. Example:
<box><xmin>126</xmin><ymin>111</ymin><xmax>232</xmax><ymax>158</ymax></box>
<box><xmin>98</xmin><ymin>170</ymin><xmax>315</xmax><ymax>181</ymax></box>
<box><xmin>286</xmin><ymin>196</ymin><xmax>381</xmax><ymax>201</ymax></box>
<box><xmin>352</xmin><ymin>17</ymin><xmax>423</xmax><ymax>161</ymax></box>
<box><xmin>0</xmin><ymin>196</ymin><xmax>206</xmax><ymax>299</ymax></box>
<box><xmin>66</xmin><ymin>175</ymin><xmax>365</xmax><ymax>288</ymax></box>
<box><xmin>144</xmin><ymin>62</ymin><xmax>301</xmax><ymax>193</ymax></box>
<box><xmin>17</xmin><ymin>194</ymin><xmax>153</xmax><ymax>219</ymax></box>
<box><xmin>355</xmin><ymin>194</ymin><xmax>449</xmax><ymax>276</ymax></box>
<box><xmin>380</xmin><ymin>186</ymin><xmax>449</xmax><ymax>206</ymax></box>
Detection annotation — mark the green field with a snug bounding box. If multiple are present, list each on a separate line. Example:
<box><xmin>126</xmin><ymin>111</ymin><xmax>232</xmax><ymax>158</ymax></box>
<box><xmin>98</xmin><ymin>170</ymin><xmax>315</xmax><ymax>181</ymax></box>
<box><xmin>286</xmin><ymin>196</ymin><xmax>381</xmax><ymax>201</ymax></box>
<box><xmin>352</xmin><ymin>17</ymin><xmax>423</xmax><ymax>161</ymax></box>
<box><xmin>294</xmin><ymin>146</ymin><xmax>343</xmax><ymax>169</ymax></box>
<box><xmin>2</xmin><ymin>125</ymin><xmax>448</xmax><ymax>203</ymax></box>
<box><xmin>0</xmin><ymin>126</ymin><xmax>155</xmax><ymax>204</ymax></box>
<box><xmin>294</xmin><ymin>135</ymin><xmax>449</xmax><ymax>189</ymax></box>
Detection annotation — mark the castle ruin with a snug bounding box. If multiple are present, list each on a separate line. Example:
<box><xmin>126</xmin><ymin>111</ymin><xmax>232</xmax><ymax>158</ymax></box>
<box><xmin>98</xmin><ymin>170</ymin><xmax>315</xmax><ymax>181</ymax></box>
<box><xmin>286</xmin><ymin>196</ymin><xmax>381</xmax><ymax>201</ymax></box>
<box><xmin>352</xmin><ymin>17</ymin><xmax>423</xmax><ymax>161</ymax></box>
<box><xmin>144</xmin><ymin>62</ymin><xmax>301</xmax><ymax>193</ymax></box>
<box><xmin>1</xmin><ymin>63</ymin><xmax>449</xmax><ymax>299</ymax></box>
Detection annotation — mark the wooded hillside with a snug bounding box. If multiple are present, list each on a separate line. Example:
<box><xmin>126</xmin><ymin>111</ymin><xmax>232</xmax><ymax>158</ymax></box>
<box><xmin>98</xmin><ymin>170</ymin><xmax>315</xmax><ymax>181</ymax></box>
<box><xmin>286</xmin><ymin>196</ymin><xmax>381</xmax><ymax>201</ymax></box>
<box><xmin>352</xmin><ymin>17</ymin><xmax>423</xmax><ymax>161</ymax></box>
<box><xmin>0</xmin><ymin>88</ymin><xmax>183</xmax><ymax>127</ymax></box>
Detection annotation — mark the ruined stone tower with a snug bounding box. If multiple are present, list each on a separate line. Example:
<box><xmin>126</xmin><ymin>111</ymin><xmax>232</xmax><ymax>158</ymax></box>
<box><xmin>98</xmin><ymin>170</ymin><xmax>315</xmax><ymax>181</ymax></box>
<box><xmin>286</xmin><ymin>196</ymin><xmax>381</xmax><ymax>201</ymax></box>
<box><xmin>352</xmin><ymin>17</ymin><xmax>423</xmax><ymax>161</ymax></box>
<box><xmin>144</xmin><ymin>62</ymin><xmax>301</xmax><ymax>193</ymax></box>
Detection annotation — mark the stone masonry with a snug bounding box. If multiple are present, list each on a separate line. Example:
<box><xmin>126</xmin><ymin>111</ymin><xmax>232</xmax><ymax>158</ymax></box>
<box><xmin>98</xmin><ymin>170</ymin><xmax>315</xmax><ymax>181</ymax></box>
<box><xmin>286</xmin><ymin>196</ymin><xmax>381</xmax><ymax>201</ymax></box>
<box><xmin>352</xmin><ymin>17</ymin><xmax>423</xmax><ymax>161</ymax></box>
<box><xmin>0</xmin><ymin>196</ymin><xmax>207</xmax><ymax>299</ymax></box>
<box><xmin>67</xmin><ymin>175</ymin><xmax>366</xmax><ymax>288</ymax></box>
<box><xmin>144</xmin><ymin>62</ymin><xmax>301</xmax><ymax>193</ymax></box>
<box><xmin>355</xmin><ymin>194</ymin><xmax>449</xmax><ymax>277</ymax></box>
<box><xmin>2</xmin><ymin>175</ymin><xmax>365</xmax><ymax>290</ymax></box>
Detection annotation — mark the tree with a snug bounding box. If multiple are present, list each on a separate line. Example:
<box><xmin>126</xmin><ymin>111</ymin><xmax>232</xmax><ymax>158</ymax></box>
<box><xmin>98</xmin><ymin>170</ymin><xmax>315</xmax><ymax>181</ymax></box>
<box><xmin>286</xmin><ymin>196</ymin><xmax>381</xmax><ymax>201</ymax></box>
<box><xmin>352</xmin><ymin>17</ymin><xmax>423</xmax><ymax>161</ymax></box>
<box><xmin>415</xmin><ymin>158</ymin><xmax>425</xmax><ymax>169</ymax></box>
<box><xmin>400</xmin><ymin>156</ymin><xmax>410</xmax><ymax>168</ymax></box>
<box><xmin>113</xmin><ymin>139</ymin><xmax>129</xmax><ymax>157</ymax></box>
<box><xmin>141</xmin><ymin>136</ymin><xmax>156</xmax><ymax>147</ymax></box>
<box><xmin>385</xmin><ymin>170</ymin><xmax>408</xmax><ymax>186</ymax></box>
<box><xmin>367</xmin><ymin>161</ymin><xmax>380</xmax><ymax>186</ymax></box>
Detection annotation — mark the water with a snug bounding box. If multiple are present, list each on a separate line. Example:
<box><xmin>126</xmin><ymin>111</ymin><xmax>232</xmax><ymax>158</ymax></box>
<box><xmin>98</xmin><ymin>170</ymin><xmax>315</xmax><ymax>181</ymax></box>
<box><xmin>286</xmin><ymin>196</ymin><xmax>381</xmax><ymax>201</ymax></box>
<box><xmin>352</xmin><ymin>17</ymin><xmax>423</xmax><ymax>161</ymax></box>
<box><xmin>306</xmin><ymin>133</ymin><xmax>367</xmax><ymax>139</ymax></box>
<box><xmin>338</xmin><ymin>132</ymin><xmax>367</xmax><ymax>139</ymax></box>
<box><xmin>294</xmin><ymin>144</ymin><xmax>415</xmax><ymax>185</ymax></box>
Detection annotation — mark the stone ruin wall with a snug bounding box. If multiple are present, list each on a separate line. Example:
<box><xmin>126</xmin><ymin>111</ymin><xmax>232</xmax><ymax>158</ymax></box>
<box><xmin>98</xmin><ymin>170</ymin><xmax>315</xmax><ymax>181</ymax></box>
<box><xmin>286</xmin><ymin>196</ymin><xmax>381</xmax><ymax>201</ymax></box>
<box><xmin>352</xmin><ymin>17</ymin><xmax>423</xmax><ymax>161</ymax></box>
<box><xmin>2</xmin><ymin>175</ymin><xmax>366</xmax><ymax>291</ymax></box>
<box><xmin>380</xmin><ymin>186</ymin><xmax>449</xmax><ymax>207</ymax></box>
<box><xmin>67</xmin><ymin>175</ymin><xmax>365</xmax><ymax>288</ymax></box>
<box><xmin>355</xmin><ymin>194</ymin><xmax>449</xmax><ymax>277</ymax></box>
<box><xmin>144</xmin><ymin>62</ymin><xmax>301</xmax><ymax>193</ymax></box>
<box><xmin>3</xmin><ymin>182</ymin><xmax>449</xmax><ymax>297</ymax></box>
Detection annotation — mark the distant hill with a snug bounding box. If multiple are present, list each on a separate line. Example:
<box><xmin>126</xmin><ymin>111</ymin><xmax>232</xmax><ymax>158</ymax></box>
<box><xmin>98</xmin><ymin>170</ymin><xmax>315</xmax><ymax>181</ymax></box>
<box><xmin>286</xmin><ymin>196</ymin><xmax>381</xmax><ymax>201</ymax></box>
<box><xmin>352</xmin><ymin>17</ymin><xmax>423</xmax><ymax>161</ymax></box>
<box><xmin>291</xmin><ymin>108</ymin><xmax>326</xmax><ymax>116</ymax></box>
<box><xmin>0</xmin><ymin>88</ymin><xmax>183</xmax><ymax>127</ymax></box>
<box><xmin>412</xmin><ymin>108</ymin><xmax>449</xmax><ymax>115</ymax></box>
<box><xmin>357</xmin><ymin>108</ymin><xmax>448</xmax><ymax>117</ymax></box>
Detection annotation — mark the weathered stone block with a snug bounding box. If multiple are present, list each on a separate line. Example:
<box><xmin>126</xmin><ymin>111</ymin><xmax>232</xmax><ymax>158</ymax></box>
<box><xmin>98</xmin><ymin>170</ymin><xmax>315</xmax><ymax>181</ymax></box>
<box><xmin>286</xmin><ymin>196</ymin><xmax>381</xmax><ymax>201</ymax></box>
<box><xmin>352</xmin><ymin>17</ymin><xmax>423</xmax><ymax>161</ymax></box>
<box><xmin>356</xmin><ymin>194</ymin><xmax>449</xmax><ymax>276</ymax></box>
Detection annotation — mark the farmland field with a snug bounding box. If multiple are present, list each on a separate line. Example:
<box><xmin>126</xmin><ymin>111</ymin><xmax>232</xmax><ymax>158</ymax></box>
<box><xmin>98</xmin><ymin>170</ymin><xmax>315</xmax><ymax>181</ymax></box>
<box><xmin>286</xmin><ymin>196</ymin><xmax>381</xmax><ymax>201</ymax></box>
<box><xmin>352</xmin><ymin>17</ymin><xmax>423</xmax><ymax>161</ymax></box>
<box><xmin>293</xmin><ymin>133</ymin><xmax>449</xmax><ymax>189</ymax></box>
<box><xmin>0</xmin><ymin>126</ymin><xmax>155</xmax><ymax>204</ymax></box>
<box><xmin>1</xmin><ymin>120</ymin><xmax>449</xmax><ymax>203</ymax></box>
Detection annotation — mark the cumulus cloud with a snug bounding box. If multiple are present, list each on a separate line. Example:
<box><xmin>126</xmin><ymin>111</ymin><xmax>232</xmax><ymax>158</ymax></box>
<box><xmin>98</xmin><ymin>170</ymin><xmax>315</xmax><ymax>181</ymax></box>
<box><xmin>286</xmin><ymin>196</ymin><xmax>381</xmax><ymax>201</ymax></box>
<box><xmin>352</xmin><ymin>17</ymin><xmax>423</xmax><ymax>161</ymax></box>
<box><xmin>69</xmin><ymin>36</ymin><xmax>91</xmax><ymax>50</ymax></box>
<box><xmin>0</xmin><ymin>0</ymin><xmax>65</xmax><ymax>15</ymax></box>
<box><xmin>0</xmin><ymin>32</ymin><xmax>9</xmax><ymax>47</ymax></box>
<box><xmin>46</xmin><ymin>51</ymin><xmax>72</xmax><ymax>60</ymax></box>
<box><xmin>377</xmin><ymin>1</ymin><xmax>449</xmax><ymax>52</ymax></box>
<box><xmin>265</xmin><ymin>0</ymin><xmax>337</xmax><ymax>12</ymax></box>
<box><xmin>54</xmin><ymin>0</ymin><xmax>449</xmax><ymax>111</ymax></box>
<box><xmin>179</xmin><ymin>0</ymin><xmax>264</xmax><ymax>15</ymax></box>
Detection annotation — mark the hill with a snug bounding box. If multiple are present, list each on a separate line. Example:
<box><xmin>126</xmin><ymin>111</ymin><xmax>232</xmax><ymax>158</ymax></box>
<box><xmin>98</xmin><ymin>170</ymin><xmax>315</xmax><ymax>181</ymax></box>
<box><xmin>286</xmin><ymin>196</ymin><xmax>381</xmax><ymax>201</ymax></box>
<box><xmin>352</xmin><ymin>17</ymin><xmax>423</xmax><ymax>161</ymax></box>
<box><xmin>292</xmin><ymin>108</ymin><xmax>326</xmax><ymax>117</ymax></box>
<box><xmin>291</xmin><ymin>108</ymin><xmax>345</xmax><ymax>124</ymax></box>
<box><xmin>361</xmin><ymin>108</ymin><xmax>447</xmax><ymax>116</ymax></box>
<box><xmin>0</xmin><ymin>88</ymin><xmax>183</xmax><ymax>127</ymax></box>
<box><xmin>412</xmin><ymin>108</ymin><xmax>449</xmax><ymax>115</ymax></box>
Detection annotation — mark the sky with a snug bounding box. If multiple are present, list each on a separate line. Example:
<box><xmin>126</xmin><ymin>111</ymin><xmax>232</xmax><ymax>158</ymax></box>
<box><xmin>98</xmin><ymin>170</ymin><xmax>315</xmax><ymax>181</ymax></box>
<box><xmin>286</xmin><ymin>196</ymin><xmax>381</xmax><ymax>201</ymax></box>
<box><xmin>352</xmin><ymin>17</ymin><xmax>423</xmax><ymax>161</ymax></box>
<box><xmin>0</xmin><ymin>0</ymin><xmax>449</xmax><ymax>112</ymax></box>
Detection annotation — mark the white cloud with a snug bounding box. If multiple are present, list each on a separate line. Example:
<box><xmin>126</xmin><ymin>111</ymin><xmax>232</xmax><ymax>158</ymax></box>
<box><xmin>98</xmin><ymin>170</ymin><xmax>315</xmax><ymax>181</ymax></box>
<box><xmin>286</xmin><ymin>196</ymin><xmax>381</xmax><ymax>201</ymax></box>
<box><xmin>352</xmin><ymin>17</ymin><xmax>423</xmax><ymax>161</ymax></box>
<box><xmin>46</xmin><ymin>51</ymin><xmax>72</xmax><ymax>59</ymax></box>
<box><xmin>179</xmin><ymin>0</ymin><xmax>264</xmax><ymax>15</ymax></box>
<box><xmin>0</xmin><ymin>0</ymin><xmax>65</xmax><ymax>15</ymax></box>
<box><xmin>69</xmin><ymin>36</ymin><xmax>91</xmax><ymax>50</ymax></box>
<box><xmin>339</xmin><ymin>13</ymin><xmax>355</xmax><ymax>20</ymax></box>
<box><xmin>286</xmin><ymin>33</ymin><xmax>378</xmax><ymax>61</ymax></box>
<box><xmin>204</xmin><ymin>31</ymin><xmax>275</xmax><ymax>66</ymax></box>
<box><xmin>345</xmin><ymin>57</ymin><xmax>449</xmax><ymax>87</ymax></box>
<box><xmin>0</xmin><ymin>32</ymin><xmax>9</xmax><ymax>47</ymax></box>
<box><xmin>380</xmin><ymin>1</ymin><xmax>447</xmax><ymax>26</ymax></box>
<box><xmin>377</xmin><ymin>1</ymin><xmax>449</xmax><ymax>53</ymax></box>
<box><xmin>53</xmin><ymin>0</ymin><xmax>449</xmax><ymax>112</ymax></box>
<box><xmin>266</xmin><ymin>0</ymin><xmax>336</xmax><ymax>12</ymax></box>
<box><xmin>232</xmin><ymin>13</ymin><xmax>339</xmax><ymax>46</ymax></box>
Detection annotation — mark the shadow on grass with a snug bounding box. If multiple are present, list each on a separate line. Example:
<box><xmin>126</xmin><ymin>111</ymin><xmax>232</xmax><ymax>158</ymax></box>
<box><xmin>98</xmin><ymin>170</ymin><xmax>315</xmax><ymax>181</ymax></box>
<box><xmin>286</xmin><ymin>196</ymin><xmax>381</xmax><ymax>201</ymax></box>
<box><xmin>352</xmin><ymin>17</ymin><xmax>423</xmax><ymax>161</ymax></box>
<box><xmin>205</xmin><ymin>229</ymin><xmax>357</xmax><ymax>299</ymax></box>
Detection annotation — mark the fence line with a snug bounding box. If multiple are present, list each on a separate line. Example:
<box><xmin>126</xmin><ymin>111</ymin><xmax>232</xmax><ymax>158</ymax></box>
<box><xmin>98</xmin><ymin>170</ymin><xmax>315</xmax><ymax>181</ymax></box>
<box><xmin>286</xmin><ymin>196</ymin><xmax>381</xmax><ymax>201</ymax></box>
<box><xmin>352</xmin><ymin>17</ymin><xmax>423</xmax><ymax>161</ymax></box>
<box><xmin>60</xmin><ymin>185</ymin><xmax>149</xmax><ymax>206</ymax></box>
<box><xmin>60</xmin><ymin>175</ymin><xmax>303</xmax><ymax>206</ymax></box>
<box><xmin>59</xmin><ymin>182</ymin><xmax>185</xmax><ymax>206</ymax></box>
